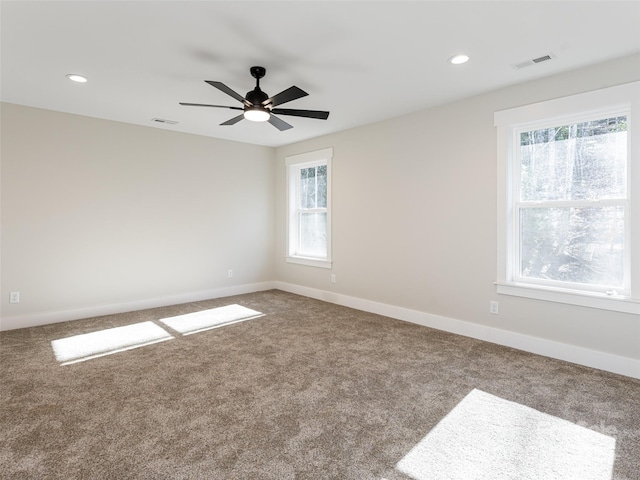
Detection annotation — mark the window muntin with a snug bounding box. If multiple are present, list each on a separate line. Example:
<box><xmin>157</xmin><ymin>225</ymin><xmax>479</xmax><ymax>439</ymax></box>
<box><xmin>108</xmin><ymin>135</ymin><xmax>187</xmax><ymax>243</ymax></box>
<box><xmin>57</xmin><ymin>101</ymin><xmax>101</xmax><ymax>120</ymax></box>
<box><xmin>285</xmin><ymin>148</ymin><xmax>332</xmax><ymax>268</ymax></box>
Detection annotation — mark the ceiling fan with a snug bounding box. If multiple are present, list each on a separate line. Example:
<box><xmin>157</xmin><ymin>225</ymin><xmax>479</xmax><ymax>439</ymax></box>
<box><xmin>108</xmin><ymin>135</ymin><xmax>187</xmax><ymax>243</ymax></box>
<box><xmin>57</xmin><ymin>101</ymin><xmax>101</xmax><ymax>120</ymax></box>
<box><xmin>180</xmin><ymin>66</ymin><xmax>330</xmax><ymax>131</ymax></box>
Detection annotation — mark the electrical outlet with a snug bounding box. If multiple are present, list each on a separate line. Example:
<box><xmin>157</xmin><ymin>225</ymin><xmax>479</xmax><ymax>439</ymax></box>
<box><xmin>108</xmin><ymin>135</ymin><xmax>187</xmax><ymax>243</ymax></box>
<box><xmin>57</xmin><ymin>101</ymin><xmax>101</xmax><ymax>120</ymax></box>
<box><xmin>227</xmin><ymin>269</ymin><xmax>233</xmax><ymax>278</ymax></box>
<box><xmin>331</xmin><ymin>274</ymin><xmax>336</xmax><ymax>284</ymax></box>
<box><xmin>490</xmin><ymin>301</ymin><xmax>499</xmax><ymax>315</ymax></box>
<box><xmin>10</xmin><ymin>292</ymin><xmax>20</xmax><ymax>304</ymax></box>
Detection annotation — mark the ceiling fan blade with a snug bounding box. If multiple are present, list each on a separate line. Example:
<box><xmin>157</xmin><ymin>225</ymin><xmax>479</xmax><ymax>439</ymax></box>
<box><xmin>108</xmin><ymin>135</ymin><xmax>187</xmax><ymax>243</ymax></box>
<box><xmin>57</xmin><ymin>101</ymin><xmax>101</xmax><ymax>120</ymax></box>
<box><xmin>270</xmin><ymin>108</ymin><xmax>330</xmax><ymax>120</ymax></box>
<box><xmin>263</xmin><ymin>86</ymin><xmax>308</xmax><ymax>107</ymax></box>
<box><xmin>268</xmin><ymin>114</ymin><xmax>293</xmax><ymax>131</ymax></box>
<box><xmin>220</xmin><ymin>114</ymin><xmax>245</xmax><ymax>126</ymax></box>
<box><xmin>205</xmin><ymin>81</ymin><xmax>251</xmax><ymax>106</ymax></box>
<box><xmin>179</xmin><ymin>102</ymin><xmax>243</xmax><ymax>110</ymax></box>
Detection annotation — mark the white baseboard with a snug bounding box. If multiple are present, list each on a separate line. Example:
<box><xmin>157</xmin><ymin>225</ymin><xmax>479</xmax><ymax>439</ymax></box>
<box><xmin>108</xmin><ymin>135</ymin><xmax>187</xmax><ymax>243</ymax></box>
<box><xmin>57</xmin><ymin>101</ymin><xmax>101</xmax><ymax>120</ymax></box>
<box><xmin>273</xmin><ymin>281</ymin><xmax>640</xmax><ymax>380</ymax></box>
<box><xmin>0</xmin><ymin>282</ymin><xmax>276</xmax><ymax>331</ymax></box>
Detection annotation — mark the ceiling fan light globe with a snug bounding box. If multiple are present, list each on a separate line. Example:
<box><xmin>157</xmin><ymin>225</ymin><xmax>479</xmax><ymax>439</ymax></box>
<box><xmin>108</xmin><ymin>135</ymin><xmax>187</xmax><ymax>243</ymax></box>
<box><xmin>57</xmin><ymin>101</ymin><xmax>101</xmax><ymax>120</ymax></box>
<box><xmin>244</xmin><ymin>109</ymin><xmax>270</xmax><ymax>122</ymax></box>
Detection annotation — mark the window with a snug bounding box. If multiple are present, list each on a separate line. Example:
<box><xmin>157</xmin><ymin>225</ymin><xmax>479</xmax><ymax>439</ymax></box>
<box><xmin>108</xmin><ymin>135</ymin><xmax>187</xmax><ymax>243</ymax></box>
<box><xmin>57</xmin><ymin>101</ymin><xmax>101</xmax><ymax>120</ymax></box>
<box><xmin>495</xmin><ymin>82</ymin><xmax>640</xmax><ymax>314</ymax></box>
<box><xmin>286</xmin><ymin>148</ymin><xmax>332</xmax><ymax>268</ymax></box>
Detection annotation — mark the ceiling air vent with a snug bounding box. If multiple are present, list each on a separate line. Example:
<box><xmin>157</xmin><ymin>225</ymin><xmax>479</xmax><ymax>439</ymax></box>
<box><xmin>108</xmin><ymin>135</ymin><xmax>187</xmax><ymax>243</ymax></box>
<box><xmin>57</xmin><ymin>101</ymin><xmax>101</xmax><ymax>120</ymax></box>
<box><xmin>512</xmin><ymin>52</ymin><xmax>556</xmax><ymax>70</ymax></box>
<box><xmin>151</xmin><ymin>118</ymin><xmax>178</xmax><ymax>125</ymax></box>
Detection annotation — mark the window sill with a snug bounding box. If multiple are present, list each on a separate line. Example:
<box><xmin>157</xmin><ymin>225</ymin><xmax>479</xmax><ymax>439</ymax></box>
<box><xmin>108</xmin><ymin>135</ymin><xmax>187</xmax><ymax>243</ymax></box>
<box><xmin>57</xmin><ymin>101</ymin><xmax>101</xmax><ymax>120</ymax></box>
<box><xmin>286</xmin><ymin>255</ymin><xmax>332</xmax><ymax>269</ymax></box>
<box><xmin>495</xmin><ymin>282</ymin><xmax>640</xmax><ymax>314</ymax></box>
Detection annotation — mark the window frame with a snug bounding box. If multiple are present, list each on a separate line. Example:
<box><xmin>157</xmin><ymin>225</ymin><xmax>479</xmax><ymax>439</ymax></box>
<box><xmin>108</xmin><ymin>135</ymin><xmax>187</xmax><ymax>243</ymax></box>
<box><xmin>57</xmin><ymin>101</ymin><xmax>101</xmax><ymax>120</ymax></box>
<box><xmin>495</xmin><ymin>82</ymin><xmax>640</xmax><ymax>314</ymax></box>
<box><xmin>285</xmin><ymin>148</ymin><xmax>333</xmax><ymax>269</ymax></box>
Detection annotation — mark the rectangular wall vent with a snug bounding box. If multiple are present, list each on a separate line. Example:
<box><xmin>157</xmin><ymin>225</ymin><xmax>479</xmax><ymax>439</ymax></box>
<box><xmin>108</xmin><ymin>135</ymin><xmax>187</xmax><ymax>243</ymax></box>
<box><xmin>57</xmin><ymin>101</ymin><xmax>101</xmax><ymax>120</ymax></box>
<box><xmin>512</xmin><ymin>52</ymin><xmax>556</xmax><ymax>70</ymax></box>
<box><xmin>532</xmin><ymin>55</ymin><xmax>553</xmax><ymax>64</ymax></box>
<box><xmin>151</xmin><ymin>118</ymin><xmax>178</xmax><ymax>125</ymax></box>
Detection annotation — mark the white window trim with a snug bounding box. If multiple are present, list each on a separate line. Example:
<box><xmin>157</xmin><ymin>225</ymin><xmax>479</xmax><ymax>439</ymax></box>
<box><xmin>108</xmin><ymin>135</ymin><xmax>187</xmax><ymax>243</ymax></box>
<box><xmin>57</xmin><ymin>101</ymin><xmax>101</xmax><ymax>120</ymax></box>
<box><xmin>495</xmin><ymin>81</ymin><xmax>640</xmax><ymax>314</ymax></box>
<box><xmin>285</xmin><ymin>147</ymin><xmax>333</xmax><ymax>269</ymax></box>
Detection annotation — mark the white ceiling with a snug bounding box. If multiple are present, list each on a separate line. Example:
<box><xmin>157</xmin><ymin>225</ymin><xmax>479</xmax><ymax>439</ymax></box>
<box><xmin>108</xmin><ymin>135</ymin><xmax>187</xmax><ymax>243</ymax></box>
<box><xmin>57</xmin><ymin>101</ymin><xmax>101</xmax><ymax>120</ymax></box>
<box><xmin>2</xmin><ymin>1</ymin><xmax>639</xmax><ymax>148</ymax></box>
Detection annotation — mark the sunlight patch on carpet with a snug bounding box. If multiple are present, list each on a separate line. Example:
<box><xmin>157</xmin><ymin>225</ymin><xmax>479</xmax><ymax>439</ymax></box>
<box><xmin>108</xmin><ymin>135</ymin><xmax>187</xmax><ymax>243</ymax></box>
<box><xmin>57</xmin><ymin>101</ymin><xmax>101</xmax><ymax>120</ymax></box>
<box><xmin>51</xmin><ymin>321</ymin><xmax>174</xmax><ymax>365</ymax></box>
<box><xmin>159</xmin><ymin>304</ymin><xmax>264</xmax><ymax>335</ymax></box>
<box><xmin>396</xmin><ymin>389</ymin><xmax>616</xmax><ymax>480</ymax></box>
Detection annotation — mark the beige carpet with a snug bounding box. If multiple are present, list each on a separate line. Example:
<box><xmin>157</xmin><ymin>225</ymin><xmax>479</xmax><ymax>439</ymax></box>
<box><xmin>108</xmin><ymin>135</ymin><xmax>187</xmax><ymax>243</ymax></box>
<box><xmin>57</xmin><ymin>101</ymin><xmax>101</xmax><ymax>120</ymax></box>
<box><xmin>1</xmin><ymin>290</ymin><xmax>639</xmax><ymax>479</ymax></box>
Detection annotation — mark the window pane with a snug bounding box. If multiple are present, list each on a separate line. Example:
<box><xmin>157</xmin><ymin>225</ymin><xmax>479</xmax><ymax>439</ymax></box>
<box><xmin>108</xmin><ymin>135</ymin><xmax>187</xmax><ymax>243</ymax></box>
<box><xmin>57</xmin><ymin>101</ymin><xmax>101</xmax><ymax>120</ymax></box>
<box><xmin>300</xmin><ymin>167</ymin><xmax>316</xmax><ymax>208</ymax></box>
<box><xmin>299</xmin><ymin>212</ymin><xmax>327</xmax><ymax>257</ymax></box>
<box><xmin>520</xmin><ymin>117</ymin><xmax>627</xmax><ymax>201</ymax></box>
<box><xmin>316</xmin><ymin>165</ymin><xmax>327</xmax><ymax>208</ymax></box>
<box><xmin>520</xmin><ymin>206</ymin><xmax>624</xmax><ymax>287</ymax></box>
<box><xmin>300</xmin><ymin>166</ymin><xmax>327</xmax><ymax>209</ymax></box>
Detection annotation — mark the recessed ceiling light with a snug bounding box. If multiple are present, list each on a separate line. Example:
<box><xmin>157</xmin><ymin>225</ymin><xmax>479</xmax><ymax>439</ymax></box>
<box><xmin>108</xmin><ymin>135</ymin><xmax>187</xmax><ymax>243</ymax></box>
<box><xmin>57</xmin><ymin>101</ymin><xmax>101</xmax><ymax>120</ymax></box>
<box><xmin>448</xmin><ymin>54</ymin><xmax>470</xmax><ymax>65</ymax></box>
<box><xmin>66</xmin><ymin>74</ymin><xmax>88</xmax><ymax>83</ymax></box>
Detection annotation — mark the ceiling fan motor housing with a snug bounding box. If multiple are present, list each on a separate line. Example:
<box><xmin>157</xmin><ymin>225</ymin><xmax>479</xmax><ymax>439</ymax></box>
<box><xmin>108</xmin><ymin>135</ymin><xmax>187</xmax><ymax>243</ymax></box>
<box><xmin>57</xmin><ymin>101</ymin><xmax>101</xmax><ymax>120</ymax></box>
<box><xmin>246</xmin><ymin>88</ymin><xmax>269</xmax><ymax>108</ymax></box>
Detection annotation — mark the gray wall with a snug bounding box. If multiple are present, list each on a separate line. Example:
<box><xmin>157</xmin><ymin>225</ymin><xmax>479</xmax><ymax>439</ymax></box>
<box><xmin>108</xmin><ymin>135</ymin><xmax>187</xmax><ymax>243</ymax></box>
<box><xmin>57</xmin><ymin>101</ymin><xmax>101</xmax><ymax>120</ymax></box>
<box><xmin>1</xmin><ymin>104</ymin><xmax>275</xmax><ymax>326</ymax></box>
<box><xmin>2</xmin><ymin>54</ymin><xmax>638</xmax><ymax>368</ymax></box>
<box><xmin>274</xmin><ymin>54</ymin><xmax>640</xmax><ymax>362</ymax></box>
